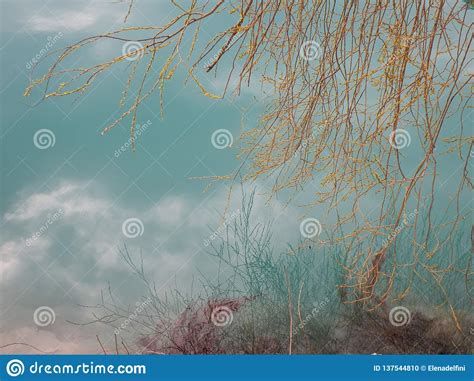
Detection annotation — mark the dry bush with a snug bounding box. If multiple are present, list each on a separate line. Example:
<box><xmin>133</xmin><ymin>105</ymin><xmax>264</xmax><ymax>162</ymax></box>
<box><xmin>87</xmin><ymin>192</ymin><xmax>472</xmax><ymax>354</ymax></box>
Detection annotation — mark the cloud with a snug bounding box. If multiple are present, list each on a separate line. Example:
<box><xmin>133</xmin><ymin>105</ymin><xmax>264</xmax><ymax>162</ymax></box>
<box><xmin>1</xmin><ymin>179</ymin><xmax>301</xmax><ymax>353</ymax></box>
<box><xmin>148</xmin><ymin>196</ymin><xmax>188</xmax><ymax>227</ymax></box>
<box><xmin>0</xmin><ymin>238</ymin><xmax>52</xmax><ymax>282</ymax></box>
<box><xmin>4</xmin><ymin>182</ymin><xmax>109</xmax><ymax>222</ymax></box>
<box><xmin>0</xmin><ymin>0</ymin><xmax>127</xmax><ymax>34</ymax></box>
<box><xmin>0</xmin><ymin>317</ymin><xmax>103</xmax><ymax>354</ymax></box>
<box><xmin>29</xmin><ymin>11</ymin><xmax>102</xmax><ymax>32</ymax></box>
<box><xmin>11</xmin><ymin>0</ymin><xmax>171</xmax><ymax>34</ymax></box>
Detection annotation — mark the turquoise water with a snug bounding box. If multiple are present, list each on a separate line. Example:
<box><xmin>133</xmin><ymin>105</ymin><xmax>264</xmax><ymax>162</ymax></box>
<box><xmin>0</xmin><ymin>0</ymin><xmax>472</xmax><ymax>354</ymax></box>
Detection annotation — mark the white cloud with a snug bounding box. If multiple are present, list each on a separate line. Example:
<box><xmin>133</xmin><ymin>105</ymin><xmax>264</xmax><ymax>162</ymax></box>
<box><xmin>0</xmin><ymin>320</ymin><xmax>103</xmax><ymax>354</ymax></box>
<box><xmin>29</xmin><ymin>11</ymin><xmax>101</xmax><ymax>32</ymax></box>
<box><xmin>0</xmin><ymin>240</ymin><xmax>26</xmax><ymax>280</ymax></box>
<box><xmin>148</xmin><ymin>196</ymin><xmax>188</xmax><ymax>227</ymax></box>
<box><xmin>1</xmin><ymin>179</ymin><xmax>301</xmax><ymax>353</ymax></box>
<box><xmin>15</xmin><ymin>0</ymin><xmax>170</xmax><ymax>34</ymax></box>
<box><xmin>4</xmin><ymin>182</ymin><xmax>109</xmax><ymax>222</ymax></box>
<box><xmin>28</xmin><ymin>0</ymin><xmax>129</xmax><ymax>33</ymax></box>
<box><xmin>0</xmin><ymin>236</ymin><xmax>53</xmax><ymax>283</ymax></box>
<box><xmin>0</xmin><ymin>0</ymin><xmax>126</xmax><ymax>34</ymax></box>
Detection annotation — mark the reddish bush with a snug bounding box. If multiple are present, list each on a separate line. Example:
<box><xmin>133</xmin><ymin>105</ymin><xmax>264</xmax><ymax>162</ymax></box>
<box><xmin>139</xmin><ymin>297</ymin><xmax>252</xmax><ymax>354</ymax></box>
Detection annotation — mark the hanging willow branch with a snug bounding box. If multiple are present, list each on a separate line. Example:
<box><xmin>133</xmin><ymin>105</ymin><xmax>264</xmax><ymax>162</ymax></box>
<box><xmin>25</xmin><ymin>0</ymin><xmax>473</xmax><ymax>311</ymax></box>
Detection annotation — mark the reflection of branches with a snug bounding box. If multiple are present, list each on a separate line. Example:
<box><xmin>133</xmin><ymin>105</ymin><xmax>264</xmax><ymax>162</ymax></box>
<box><xmin>82</xmin><ymin>194</ymin><xmax>471</xmax><ymax>354</ymax></box>
<box><xmin>0</xmin><ymin>343</ymin><xmax>55</xmax><ymax>354</ymax></box>
<box><xmin>26</xmin><ymin>1</ymin><xmax>473</xmax><ymax>309</ymax></box>
<box><xmin>68</xmin><ymin>246</ymin><xmax>188</xmax><ymax>354</ymax></box>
